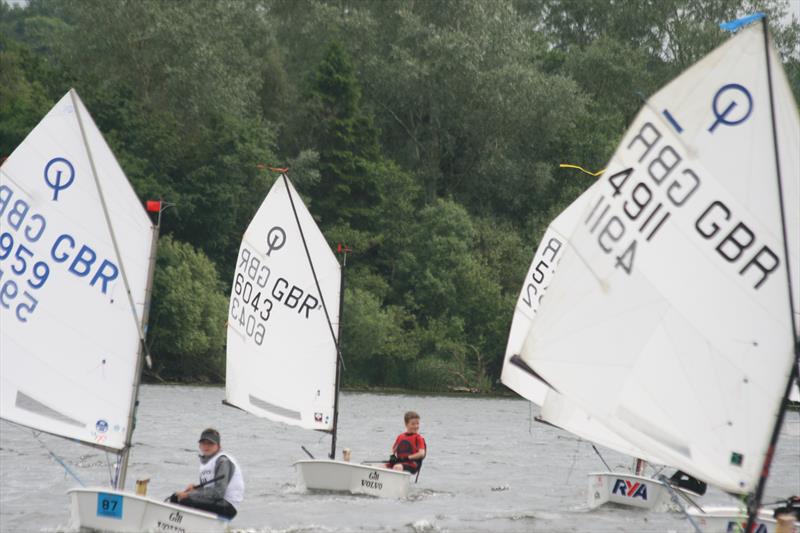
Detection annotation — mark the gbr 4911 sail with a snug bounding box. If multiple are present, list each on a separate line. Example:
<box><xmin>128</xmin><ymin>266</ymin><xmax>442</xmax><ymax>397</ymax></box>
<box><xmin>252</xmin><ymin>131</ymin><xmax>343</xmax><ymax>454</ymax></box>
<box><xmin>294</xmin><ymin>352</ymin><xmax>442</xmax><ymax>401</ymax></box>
<box><xmin>517</xmin><ymin>16</ymin><xmax>798</xmax><ymax>529</ymax></box>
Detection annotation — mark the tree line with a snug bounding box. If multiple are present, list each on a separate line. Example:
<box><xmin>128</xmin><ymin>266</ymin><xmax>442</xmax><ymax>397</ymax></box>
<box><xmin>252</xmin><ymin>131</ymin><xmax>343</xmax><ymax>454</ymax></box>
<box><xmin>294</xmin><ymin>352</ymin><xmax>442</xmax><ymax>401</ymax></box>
<box><xmin>1</xmin><ymin>0</ymin><xmax>798</xmax><ymax>390</ymax></box>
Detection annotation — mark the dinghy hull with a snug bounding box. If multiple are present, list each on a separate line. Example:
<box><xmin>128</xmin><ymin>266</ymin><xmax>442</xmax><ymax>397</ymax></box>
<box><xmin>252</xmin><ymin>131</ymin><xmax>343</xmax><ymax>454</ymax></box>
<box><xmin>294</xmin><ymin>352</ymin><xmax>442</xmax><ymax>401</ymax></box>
<box><xmin>294</xmin><ymin>459</ymin><xmax>411</xmax><ymax>498</ymax></box>
<box><xmin>687</xmin><ymin>506</ymin><xmax>796</xmax><ymax>533</ymax></box>
<box><xmin>68</xmin><ymin>488</ymin><xmax>229</xmax><ymax>533</ymax></box>
<box><xmin>587</xmin><ymin>472</ymin><xmax>693</xmax><ymax>511</ymax></box>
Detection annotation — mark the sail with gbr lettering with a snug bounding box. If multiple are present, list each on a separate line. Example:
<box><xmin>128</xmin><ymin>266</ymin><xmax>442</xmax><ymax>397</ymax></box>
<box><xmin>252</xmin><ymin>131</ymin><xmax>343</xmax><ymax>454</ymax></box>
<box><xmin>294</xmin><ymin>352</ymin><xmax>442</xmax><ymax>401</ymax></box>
<box><xmin>518</xmin><ymin>19</ymin><xmax>798</xmax><ymax>496</ymax></box>
<box><xmin>225</xmin><ymin>174</ymin><xmax>341</xmax><ymax>432</ymax></box>
<box><xmin>0</xmin><ymin>89</ymin><xmax>153</xmax><ymax>451</ymax></box>
<box><xmin>501</xmin><ymin>189</ymin><xmax>668</xmax><ymax>462</ymax></box>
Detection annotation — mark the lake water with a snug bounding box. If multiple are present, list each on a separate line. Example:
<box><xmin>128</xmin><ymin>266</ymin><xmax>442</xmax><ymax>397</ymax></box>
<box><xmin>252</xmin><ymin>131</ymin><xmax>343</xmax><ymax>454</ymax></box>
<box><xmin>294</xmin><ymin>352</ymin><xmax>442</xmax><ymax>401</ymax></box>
<box><xmin>1</xmin><ymin>385</ymin><xmax>798</xmax><ymax>532</ymax></box>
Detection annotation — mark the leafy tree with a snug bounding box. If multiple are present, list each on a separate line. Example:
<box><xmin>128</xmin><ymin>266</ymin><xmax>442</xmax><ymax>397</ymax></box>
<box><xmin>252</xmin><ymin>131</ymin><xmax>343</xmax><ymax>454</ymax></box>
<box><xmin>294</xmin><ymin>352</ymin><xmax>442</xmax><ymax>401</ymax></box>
<box><xmin>340</xmin><ymin>287</ymin><xmax>417</xmax><ymax>387</ymax></box>
<box><xmin>303</xmin><ymin>41</ymin><xmax>382</xmax><ymax>229</ymax></box>
<box><xmin>4</xmin><ymin>0</ymin><xmax>799</xmax><ymax>391</ymax></box>
<box><xmin>0</xmin><ymin>32</ymin><xmax>55</xmax><ymax>157</ymax></box>
<box><xmin>392</xmin><ymin>199</ymin><xmax>507</xmax><ymax>380</ymax></box>
<box><xmin>147</xmin><ymin>236</ymin><xmax>228</xmax><ymax>383</ymax></box>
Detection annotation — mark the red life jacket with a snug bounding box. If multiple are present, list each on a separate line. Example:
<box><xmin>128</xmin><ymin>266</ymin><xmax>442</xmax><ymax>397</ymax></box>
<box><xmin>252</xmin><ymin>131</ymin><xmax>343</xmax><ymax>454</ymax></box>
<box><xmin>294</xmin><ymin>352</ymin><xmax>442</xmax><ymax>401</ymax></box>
<box><xmin>393</xmin><ymin>432</ymin><xmax>426</xmax><ymax>468</ymax></box>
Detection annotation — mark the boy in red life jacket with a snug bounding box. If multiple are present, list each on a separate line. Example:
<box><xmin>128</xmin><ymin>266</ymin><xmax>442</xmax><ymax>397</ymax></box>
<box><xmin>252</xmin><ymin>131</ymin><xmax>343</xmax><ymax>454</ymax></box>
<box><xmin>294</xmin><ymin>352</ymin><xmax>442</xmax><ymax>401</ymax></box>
<box><xmin>387</xmin><ymin>411</ymin><xmax>426</xmax><ymax>473</ymax></box>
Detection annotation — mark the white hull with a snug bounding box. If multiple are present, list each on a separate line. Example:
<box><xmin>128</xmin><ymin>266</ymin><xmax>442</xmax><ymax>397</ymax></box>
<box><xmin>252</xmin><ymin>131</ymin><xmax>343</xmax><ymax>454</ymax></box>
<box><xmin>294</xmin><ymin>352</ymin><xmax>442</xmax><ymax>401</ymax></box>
<box><xmin>688</xmin><ymin>506</ymin><xmax>797</xmax><ymax>533</ymax></box>
<box><xmin>68</xmin><ymin>488</ymin><xmax>229</xmax><ymax>533</ymax></box>
<box><xmin>294</xmin><ymin>459</ymin><xmax>411</xmax><ymax>498</ymax></box>
<box><xmin>587</xmin><ymin>472</ymin><xmax>695</xmax><ymax>511</ymax></box>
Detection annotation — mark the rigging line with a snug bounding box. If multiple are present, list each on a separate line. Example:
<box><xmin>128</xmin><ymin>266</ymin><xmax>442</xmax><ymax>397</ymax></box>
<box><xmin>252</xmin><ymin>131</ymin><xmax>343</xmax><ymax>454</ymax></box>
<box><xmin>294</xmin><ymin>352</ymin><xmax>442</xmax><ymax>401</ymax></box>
<box><xmin>32</xmin><ymin>431</ymin><xmax>85</xmax><ymax>487</ymax></box>
<box><xmin>748</xmin><ymin>17</ymin><xmax>800</xmax><ymax>531</ymax></box>
<box><xmin>106</xmin><ymin>451</ymin><xmax>115</xmax><ymax>486</ymax></box>
<box><xmin>591</xmin><ymin>444</ymin><xmax>612</xmax><ymax>472</ymax></box>
<box><xmin>659</xmin><ymin>475</ymin><xmax>703</xmax><ymax>533</ymax></box>
<box><xmin>565</xmin><ymin>438</ymin><xmax>581</xmax><ymax>483</ymax></box>
<box><xmin>281</xmin><ymin>174</ymin><xmax>342</xmax><ymax>362</ymax></box>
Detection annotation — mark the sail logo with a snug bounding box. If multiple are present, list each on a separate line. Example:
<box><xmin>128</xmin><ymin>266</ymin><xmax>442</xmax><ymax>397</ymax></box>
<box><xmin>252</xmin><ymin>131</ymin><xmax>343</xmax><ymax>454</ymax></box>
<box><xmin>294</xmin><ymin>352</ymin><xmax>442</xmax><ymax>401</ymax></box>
<box><xmin>708</xmin><ymin>84</ymin><xmax>752</xmax><ymax>133</ymax></box>
<box><xmin>611</xmin><ymin>479</ymin><xmax>648</xmax><ymax>500</ymax></box>
<box><xmin>43</xmin><ymin>157</ymin><xmax>75</xmax><ymax>201</ymax></box>
<box><xmin>265</xmin><ymin>226</ymin><xmax>286</xmax><ymax>256</ymax></box>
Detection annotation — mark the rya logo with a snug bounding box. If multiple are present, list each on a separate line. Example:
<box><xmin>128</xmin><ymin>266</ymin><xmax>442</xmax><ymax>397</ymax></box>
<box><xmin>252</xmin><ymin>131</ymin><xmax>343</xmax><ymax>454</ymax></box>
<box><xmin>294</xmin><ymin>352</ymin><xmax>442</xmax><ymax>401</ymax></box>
<box><xmin>726</xmin><ymin>521</ymin><xmax>767</xmax><ymax>533</ymax></box>
<box><xmin>611</xmin><ymin>479</ymin><xmax>648</xmax><ymax>500</ymax></box>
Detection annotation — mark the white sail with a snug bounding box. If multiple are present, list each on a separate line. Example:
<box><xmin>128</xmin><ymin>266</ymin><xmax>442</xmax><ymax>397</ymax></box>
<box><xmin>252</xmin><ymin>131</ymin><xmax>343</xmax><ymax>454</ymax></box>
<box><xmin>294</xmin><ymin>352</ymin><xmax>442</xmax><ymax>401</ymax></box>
<box><xmin>500</xmin><ymin>193</ymin><xmax>588</xmax><ymax>405</ymax></box>
<box><xmin>501</xmin><ymin>189</ymin><xmax>669</xmax><ymax>462</ymax></box>
<box><xmin>225</xmin><ymin>175</ymin><xmax>341</xmax><ymax>431</ymax></box>
<box><xmin>519</xmin><ymin>21</ymin><xmax>799</xmax><ymax>494</ymax></box>
<box><xmin>0</xmin><ymin>90</ymin><xmax>153</xmax><ymax>451</ymax></box>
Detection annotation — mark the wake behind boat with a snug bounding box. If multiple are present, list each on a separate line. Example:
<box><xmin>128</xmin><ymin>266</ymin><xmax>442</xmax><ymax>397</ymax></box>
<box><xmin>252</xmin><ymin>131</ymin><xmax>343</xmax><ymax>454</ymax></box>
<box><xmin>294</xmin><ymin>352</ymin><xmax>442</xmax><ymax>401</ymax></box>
<box><xmin>224</xmin><ymin>173</ymin><xmax>412</xmax><ymax>498</ymax></box>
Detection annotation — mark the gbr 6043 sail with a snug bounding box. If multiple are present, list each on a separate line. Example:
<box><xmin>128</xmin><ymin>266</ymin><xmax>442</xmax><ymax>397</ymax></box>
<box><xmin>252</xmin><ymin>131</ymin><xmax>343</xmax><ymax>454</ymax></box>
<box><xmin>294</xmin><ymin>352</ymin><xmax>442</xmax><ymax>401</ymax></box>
<box><xmin>517</xmin><ymin>16</ymin><xmax>798</xmax><ymax>527</ymax></box>
<box><xmin>225</xmin><ymin>174</ymin><xmax>413</xmax><ymax>498</ymax></box>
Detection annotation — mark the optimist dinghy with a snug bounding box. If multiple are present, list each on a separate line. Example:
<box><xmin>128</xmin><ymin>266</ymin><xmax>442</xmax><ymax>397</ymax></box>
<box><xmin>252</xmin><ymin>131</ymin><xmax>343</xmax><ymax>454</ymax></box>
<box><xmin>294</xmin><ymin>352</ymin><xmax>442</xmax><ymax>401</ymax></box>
<box><xmin>501</xmin><ymin>185</ymin><xmax>702</xmax><ymax>511</ymax></box>
<box><xmin>514</xmin><ymin>15</ymin><xmax>799</xmax><ymax>531</ymax></box>
<box><xmin>0</xmin><ymin>89</ymin><xmax>228</xmax><ymax>532</ymax></box>
<box><xmin>224</xmin><ymin>173</ymin><xmax>411</xmax><ymax>498</ymax></box>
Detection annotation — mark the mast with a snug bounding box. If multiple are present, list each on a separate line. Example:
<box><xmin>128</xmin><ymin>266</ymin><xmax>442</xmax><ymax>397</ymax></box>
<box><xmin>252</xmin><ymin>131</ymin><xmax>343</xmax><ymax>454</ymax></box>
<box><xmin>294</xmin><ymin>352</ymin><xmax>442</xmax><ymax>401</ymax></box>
<box><xmin>280</xmin><ymin>173</ymin><xmax>343</xmax><ymax>451</ymax></box>
<box><xmin>69</xmin><ymin>89</ymin><xmax>153</xmax><ymax>490</ymax></box>
<box><xmin>116</xmin><ymin>206</ymin><xmax>162</xmax><ymax>489</ymax></box>
<box><xmin>746</xmin><ymin>16</ymin><xmax>800</xmax><ymax>531</ymax></box>
<box><xmin>329</xmin><ymin>249</ymin><xmax>346</xmax><ymax>460</ymax></box>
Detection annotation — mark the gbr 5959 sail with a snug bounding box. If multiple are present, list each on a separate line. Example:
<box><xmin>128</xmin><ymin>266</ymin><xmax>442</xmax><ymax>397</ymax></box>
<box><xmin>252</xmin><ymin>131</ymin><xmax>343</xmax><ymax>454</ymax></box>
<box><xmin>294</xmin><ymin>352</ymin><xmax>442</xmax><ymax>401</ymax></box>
<box><xmin>1</xmin><ymin>90</ymin><xmax>229</xmax><ymax>532</ymax></box>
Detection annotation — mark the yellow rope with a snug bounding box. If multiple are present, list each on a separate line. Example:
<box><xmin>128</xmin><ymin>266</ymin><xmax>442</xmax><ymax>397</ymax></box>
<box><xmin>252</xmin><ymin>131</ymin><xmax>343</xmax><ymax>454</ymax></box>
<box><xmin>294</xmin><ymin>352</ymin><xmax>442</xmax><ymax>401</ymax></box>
<box><xmin>559</xmin><ymin>163</ymin><xmax>606</xmax><ymax>177</ymax></box>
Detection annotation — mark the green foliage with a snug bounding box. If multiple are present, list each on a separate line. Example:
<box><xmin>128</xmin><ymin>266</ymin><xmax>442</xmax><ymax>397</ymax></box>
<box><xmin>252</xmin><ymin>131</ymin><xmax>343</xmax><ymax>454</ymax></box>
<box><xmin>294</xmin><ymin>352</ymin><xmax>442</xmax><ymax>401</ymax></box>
<box><xmin>303</xmin><ymin>42</ymin><xmax>382</xmax><ymax>229</ymax></box>
<box><xmin>147</xmin><ymin>236</ymin><xmax>228</xmax><ymax>383</ymax></box>
<box><xmin>3</xmin><ymin>0</ymin><xmax>799</xmax><ymax>391</ymax></box>
<box><xmin>340</xmin><ymin>287</ymin><xmax>416</xmax><ymax>387</ymax></box>
<box><xmin>0</xmin><ymin>33</ymin><xmax>54</xmax><ymax>157</ymax></box>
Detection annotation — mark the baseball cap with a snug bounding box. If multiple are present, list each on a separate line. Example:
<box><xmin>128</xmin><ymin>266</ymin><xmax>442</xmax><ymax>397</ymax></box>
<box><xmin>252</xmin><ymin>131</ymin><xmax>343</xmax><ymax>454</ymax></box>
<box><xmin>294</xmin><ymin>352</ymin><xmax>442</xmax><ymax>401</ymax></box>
<box><xmin>198</xmin><ymin>428</ymin><xmax>221</xmax><ymax>445</ymax></box>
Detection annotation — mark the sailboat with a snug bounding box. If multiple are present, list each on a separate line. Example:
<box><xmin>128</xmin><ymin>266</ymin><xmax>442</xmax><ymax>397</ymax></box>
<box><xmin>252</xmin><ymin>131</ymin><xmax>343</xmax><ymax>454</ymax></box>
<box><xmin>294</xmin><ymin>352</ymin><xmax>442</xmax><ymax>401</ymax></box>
<box><xmin>224</xmin><ymin>173</ymin><xmax>412</xmax><ymax>498</ymax></box>
<box><xmin>514</xmin><ymin>15</ymin><xmax>798</xmax><ymax>532</ymax></box>
<box><xmin>0</xmin><ymin>89</ymin><xmax>228</xmax><ymax>532</ymax></box>
<box><xmin>500</xmin><ymin>187</ymin><xmax>701</xmax><ymax>512</ymax></box>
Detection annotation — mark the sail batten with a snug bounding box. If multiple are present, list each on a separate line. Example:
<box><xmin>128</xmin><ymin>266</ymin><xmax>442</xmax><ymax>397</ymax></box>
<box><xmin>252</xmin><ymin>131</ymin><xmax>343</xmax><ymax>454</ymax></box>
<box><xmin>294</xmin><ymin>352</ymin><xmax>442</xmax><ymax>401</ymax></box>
<box><xmin>518</xmin><ymin>22</ymin><xmax>799</xmax><ymax>494</ymax></box>
<box><xmin>225</xmin><ymin>175</ymin><xmax>341</xmax><ymax>432</ymax></box>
